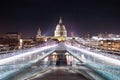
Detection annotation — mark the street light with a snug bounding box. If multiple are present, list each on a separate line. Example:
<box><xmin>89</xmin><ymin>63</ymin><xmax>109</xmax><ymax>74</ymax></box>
<box><xmin>19</xmin><ymin>39</ymin><xmax>23</xmax><ymax>49</ymax></box>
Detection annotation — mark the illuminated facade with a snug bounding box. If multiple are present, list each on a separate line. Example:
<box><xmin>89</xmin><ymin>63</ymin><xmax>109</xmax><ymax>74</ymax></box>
<box><xmin>54</xmin><ymin>17</ymin><xmax>67</xmax><ymax>38</ymax></box>
<box><xmin>99</xmin><ymin>40</ymin><xmax>120</xmax><ymax>51</ymax></box>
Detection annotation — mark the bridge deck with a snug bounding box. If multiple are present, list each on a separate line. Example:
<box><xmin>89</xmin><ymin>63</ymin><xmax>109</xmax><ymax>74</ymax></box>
<box><xmin>31</xmin><ymin>67</ymin><xmax>90</xmax><ymax>80</ymax></box>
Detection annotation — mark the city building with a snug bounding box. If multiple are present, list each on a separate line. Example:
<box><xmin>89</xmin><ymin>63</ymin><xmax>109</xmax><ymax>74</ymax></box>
<box><xmin>91</xmin><ymin>34</ymin><xmax>120</xmax><ymax>51</ymax></box>
<box><xmin>3</xmin><ymin>32</ymin><xmax>22</xmax><ymax>39</ymax></box>
<box><xmin>22</xmin><ymin>38</ymin><xmax>35</xmax><ymax>48</ymax></box>
<box><xmin>0</xmin><ymin>32</ymin><xmax>22</xmax><ymax>50</ymax></box>
<box><xmin>99</xmin><ymin>40</ymin><xmax>120</xmax><ymax>51</ymax></box>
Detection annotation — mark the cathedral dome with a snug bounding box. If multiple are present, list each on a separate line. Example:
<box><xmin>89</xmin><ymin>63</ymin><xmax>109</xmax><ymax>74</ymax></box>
<box><xmin>56</xmin><ymin>24</ymin><xmax>66</xmax><ymax>31</ymax></box>
<box><xmin>54</xmin><ymin>17</ymin><xmax>67</xmax><ymax>37</ymax></box>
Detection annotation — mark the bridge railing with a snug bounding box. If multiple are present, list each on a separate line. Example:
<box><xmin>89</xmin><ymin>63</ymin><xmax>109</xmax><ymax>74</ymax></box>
<box><xmin>0</xmin><ymin>41</ymin><xmax>57</xmax><ymax>59</ymax></box>
<box><xmin>0</xmin><ymin>44</ymin><xmax>57</xmax><ymax>80</ymax></box>
<box><xmin>86</xmin><ymin>63</ymin><xmax>120</xmax><ymax>80</ymax></box>
<box><xmin>71</xmin><ymin>63</ymin><xmax>105</xmax><ymax>80</ymax></box>
<box><xmin>65</xmin><ymin>41</ymin><xmax>120</xmax><ymax>60</ymax></box>
<box><xmin>65</xmin><ymin>43</ymin><xmax>120</xmax><ymax>80</ymax></box>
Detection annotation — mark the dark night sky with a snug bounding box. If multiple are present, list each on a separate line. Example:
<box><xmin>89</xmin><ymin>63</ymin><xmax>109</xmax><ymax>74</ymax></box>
<box><xmin>0</xmin><ymin>0</ymin><xmax>120</xmax><ymax>37</ymax></box>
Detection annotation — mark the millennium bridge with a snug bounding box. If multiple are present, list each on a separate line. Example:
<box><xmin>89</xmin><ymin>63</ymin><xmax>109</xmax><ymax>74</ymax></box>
<box><xmin>0</xmin><ymin>40</ymin><xmax>120</xmax><ymax>80</ymax></box>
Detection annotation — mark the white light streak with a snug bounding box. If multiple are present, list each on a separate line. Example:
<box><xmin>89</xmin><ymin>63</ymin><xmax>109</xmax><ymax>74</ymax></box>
<box><xmin>66</xmin><ymin>44</ymin><xmax>120</xmax><ymax>66</ymax></box>
<box><xmin>0</xmin><ymin>45</ymin><xmax>57</xmax><ymax>65</ymax></box>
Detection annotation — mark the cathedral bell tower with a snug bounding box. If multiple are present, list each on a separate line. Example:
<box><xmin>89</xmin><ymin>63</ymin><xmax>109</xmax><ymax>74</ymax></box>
<box><xmin>36</xmin><ymin>28</ymin><xmax>41</xmax><ymax>39</ymax></box>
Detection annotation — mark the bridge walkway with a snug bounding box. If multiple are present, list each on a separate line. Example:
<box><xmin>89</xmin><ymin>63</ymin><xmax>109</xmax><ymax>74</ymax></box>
<box><xmin>31</xmin><ymin>67</ymin><xmax>90</xmax><ymax>80</ymax></box>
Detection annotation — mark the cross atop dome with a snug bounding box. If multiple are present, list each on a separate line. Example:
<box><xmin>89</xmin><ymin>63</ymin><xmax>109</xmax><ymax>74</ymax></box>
<box><xmin>59</xmin><ymin>17</ymin><xmax>62</xmax><ymax>24</ymax></box>
<box><xmin>38</xmin><ymin>27</ymin><xmax>41</xmax><ymax>32</ymax></box>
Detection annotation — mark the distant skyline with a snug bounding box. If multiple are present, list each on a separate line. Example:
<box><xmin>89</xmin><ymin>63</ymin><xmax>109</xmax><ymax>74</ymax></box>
<box><xmin>0</xmin><ymin>0</ymin><xmax>120</xmax><ymax>37</ymax></box>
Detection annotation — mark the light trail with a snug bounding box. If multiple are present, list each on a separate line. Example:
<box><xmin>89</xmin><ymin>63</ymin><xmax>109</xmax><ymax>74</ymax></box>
<box><xmin>0</xmin><ymin>45</ymin><xmax>57</xmax><ymax>65</ymax></box>
<box><xmin>66</xmin><ymin>44</ymin><xmax>120</xmax><ymax>66</ymax></box>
